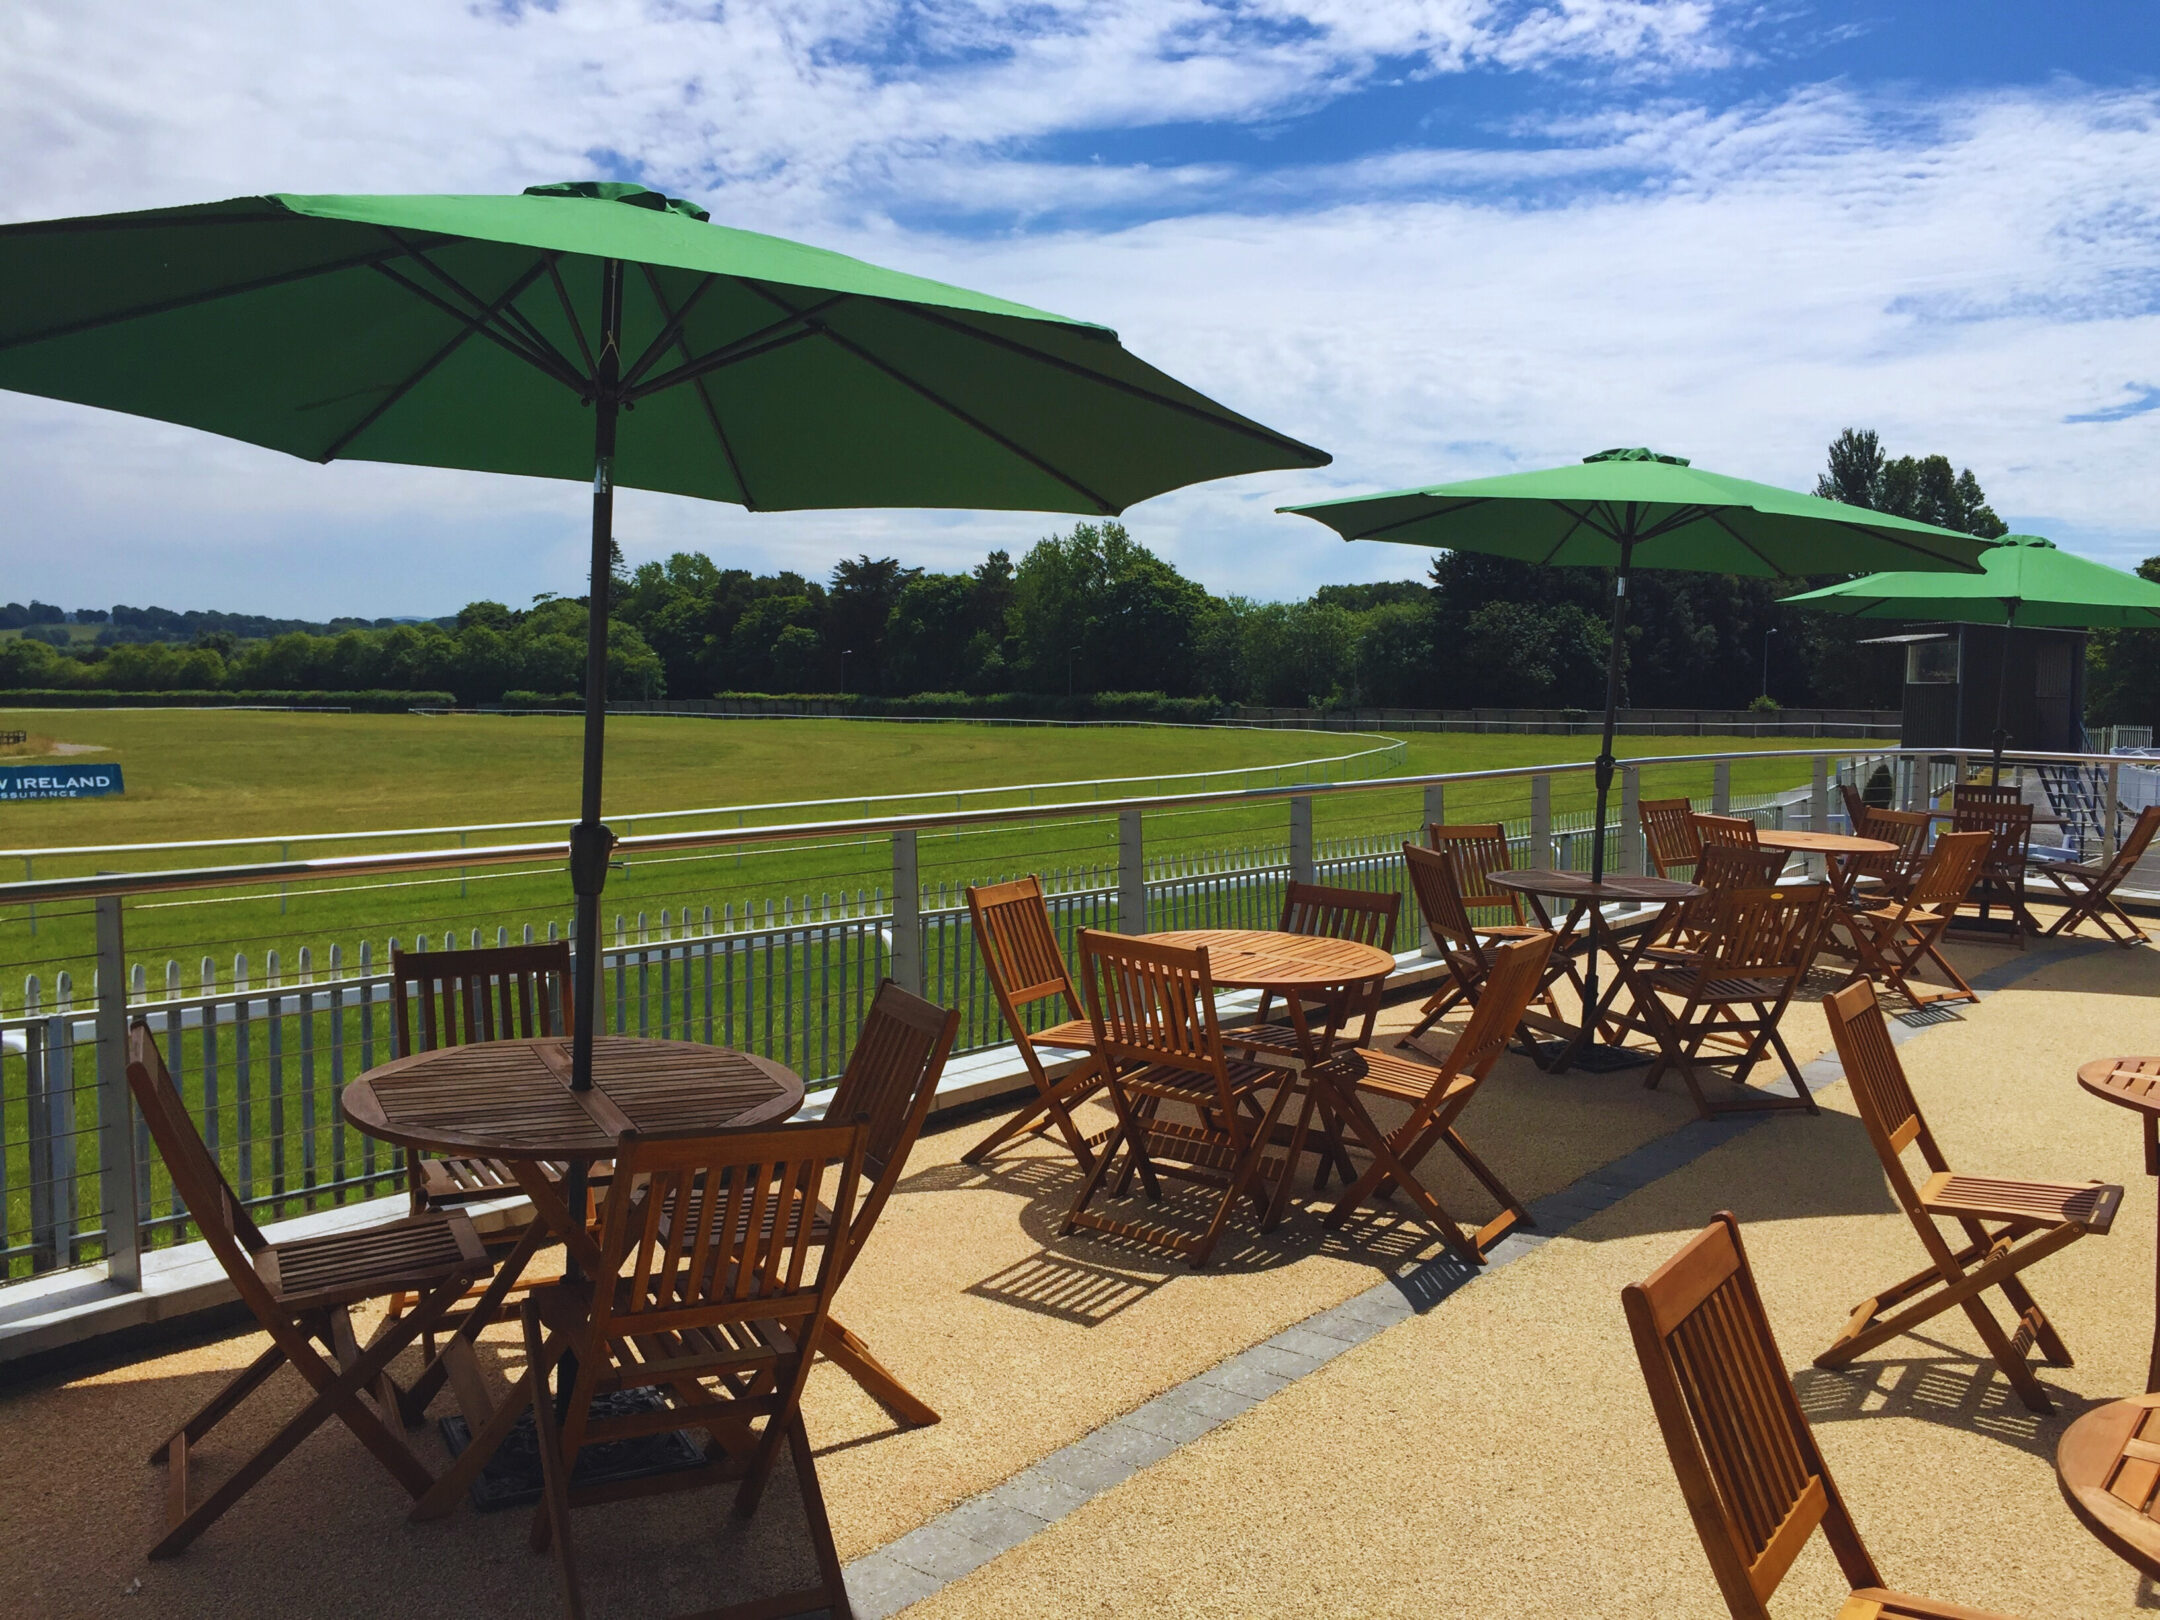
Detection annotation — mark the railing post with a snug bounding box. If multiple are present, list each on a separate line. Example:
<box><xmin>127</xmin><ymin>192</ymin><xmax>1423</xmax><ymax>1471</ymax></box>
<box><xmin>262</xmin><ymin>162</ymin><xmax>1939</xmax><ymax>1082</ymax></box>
<box><xmin>1289</xmin><ymin>796</ymin><xmax>1314</xmax><ymax>886</ymax></box>
<box><xmin>1619</xmin><ymin>766</ymin><xmax>1641</xmax><ymax>875</ymax></box>
<box><xmin>1808</xmin><ymin>756</ymin><xmax>1831</xmax><ymax>877</ymax></box>
<box><xmin>2107</xmin><ymin>760</ymin><xmax>2122</xmax><ymax>863</ymax></box>
<box><xmin>1422</xmin><ymin>783</ymin><xmax>1444</xmax><ymax>837</ymax></box>
<box><xmin>95</xmin><ymin>895</ymin><xmax>142</xmax><ymax>1289</ymax></box>
<box><xmin>889</xmin><ymin>830</ymin><xmax>922</xmax><ymax>994</ymax></box>
<box><xmin>1119</xmin><ymin>809</ymin><xmax>1147</xmax><ymax>933</ymax></box>
<box><xmin>1712</xmin><ymin>760</ymin><xmax>1730</xmax><ymax>816</ymax></box>
<box><xmin>1529</xmin><ymin>774</ymin><xmax>1552</xmax><ymax>869</ymax></box>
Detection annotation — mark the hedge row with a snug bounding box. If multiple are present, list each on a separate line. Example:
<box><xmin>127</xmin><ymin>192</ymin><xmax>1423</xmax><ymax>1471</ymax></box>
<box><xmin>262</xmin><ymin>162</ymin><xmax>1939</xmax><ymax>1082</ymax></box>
<box><xmin>496</xmin><ymin>690</ymin><xmax>1231</xmax><ymax>723</ymax></box>
<box><xmin>0</xmin><ymin>689</ymin><xmax>455</xmax><ymax>712</ymax></box>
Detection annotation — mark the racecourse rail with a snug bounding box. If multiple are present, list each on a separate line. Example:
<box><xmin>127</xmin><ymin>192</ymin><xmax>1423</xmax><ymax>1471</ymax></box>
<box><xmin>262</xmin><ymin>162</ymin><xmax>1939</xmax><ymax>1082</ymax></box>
<box><xmin>0</xmin><ymin>742</ymin><xmax>2146</xmax><ymax>1303</ymax></box>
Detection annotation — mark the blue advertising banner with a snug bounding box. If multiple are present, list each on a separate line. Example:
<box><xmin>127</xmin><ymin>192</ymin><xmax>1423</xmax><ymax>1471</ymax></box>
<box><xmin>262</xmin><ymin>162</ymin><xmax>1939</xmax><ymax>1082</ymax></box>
<box><xmin>0</xmin><ymin>764</ymin><xmax>124</xmax><ymax>800</ymax></box>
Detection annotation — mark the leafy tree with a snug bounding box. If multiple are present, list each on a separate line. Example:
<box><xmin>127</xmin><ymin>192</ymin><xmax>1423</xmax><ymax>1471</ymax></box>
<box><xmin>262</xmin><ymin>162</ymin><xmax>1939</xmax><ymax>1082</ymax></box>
<box><xmin>2086</xmin><ymin>556</ymin><xmax>2160</xmax><ymax>728</ymax></box>
<box><xmin>1009</xmin><ymin>521</ymin><xmax>1210</xmax><ymax>695</ymax></box>
<box><xmin>822</xmin><ymin>554</ymin><xmax>920</xmax><ymax>693</ymax></box>
<box><xmin>1815</xmin><ymin>427</ymin><xmax>2008</xmax><ymax>538</ymax></box>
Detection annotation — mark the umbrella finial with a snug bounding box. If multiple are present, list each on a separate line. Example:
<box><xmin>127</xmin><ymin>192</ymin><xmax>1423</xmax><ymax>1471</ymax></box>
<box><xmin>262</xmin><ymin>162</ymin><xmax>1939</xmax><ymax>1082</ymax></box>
<box><xmin>1583</xmin><ymin>447</ymin><xmax>1690</xmax><ymax>465</ymax></box>
<box><xmin>523</xmin><ymin>180</ymin><xmax>711</xmax><ymax>223</ymax></box>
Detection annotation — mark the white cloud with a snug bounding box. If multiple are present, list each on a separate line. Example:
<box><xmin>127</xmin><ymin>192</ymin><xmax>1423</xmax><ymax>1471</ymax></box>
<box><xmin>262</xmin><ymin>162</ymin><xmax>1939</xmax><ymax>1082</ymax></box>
<box><xmin>1</xmin><ymin>4</ymin><xmax>2157</xmax><ymax>614</ymax></box>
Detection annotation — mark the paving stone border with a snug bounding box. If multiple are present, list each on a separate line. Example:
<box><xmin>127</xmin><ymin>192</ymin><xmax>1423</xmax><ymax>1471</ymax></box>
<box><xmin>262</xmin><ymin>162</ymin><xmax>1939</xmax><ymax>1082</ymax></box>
<box><xmin>840</xmin><ymin>940</ymin><xmax>2103</xmax><ymax>1618</ymax></box>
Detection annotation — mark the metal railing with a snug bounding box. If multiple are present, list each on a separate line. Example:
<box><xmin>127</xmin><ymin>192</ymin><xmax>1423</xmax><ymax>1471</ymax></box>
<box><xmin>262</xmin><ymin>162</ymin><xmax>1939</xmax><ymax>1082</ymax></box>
<box><xmin>1</xmin><ymin>741</ymin><xmax>2137</xmax><ymax>1294</ymax></box>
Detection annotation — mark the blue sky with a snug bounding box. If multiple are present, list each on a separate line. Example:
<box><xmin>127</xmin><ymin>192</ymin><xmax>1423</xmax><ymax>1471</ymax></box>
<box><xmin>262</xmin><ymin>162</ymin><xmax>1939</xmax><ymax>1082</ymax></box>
<box><xmin>2</xmin><ymin>1</ymin><xmax>2157</xmax><ymax>615</ymax></box>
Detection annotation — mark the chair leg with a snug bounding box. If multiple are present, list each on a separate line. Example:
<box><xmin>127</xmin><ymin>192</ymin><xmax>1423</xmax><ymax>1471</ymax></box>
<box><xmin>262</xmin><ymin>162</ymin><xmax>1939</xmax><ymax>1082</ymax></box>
<box><xmin>964</xmin><ymin>1061</ymin><xmax>1103</xmax><ymax>1172</ymax></box>
<box><xmin>818</xmin><ymin>1317</ymin><xmax>939</xmax><ymax>1427</ymax></box>
<box><xmin>521</xmin><ymin>1302</ymin><xmax>586</xmax><ymax>1620</ymax></box>
<box><xmin>149</xmin><ymin>1342</ymin><xmax>286</xmax><ymax>1464</ymax></box>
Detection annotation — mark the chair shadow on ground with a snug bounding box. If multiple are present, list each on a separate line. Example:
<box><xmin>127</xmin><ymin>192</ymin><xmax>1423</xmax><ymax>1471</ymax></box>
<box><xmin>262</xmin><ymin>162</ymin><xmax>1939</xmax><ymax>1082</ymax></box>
<box><xmin>1789</xmin><ymin>1333</ymin><xmax>2100</xmax><ymax>1462</ymax></box>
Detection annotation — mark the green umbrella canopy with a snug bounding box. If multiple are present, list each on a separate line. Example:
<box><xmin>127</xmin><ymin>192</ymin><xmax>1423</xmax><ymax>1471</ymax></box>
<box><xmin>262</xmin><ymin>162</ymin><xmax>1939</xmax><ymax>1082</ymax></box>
<box><xmin>1780</xmin><ymin>535</ymin><xmax>2160</xmax><ymax>628</ymax></box>
<box><xmin>0</xmin><ymin>182</ymin><xmax>1328</xmax><ymax>512</ymax></box>
<box><xmin>1278</xmin><ymin>447</ymin><xmax>1990</xmax><ymax>576</ymax></box>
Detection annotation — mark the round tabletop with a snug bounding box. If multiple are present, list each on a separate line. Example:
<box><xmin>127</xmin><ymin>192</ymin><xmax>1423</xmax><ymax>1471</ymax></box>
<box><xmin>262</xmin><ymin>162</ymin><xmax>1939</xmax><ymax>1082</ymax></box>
<box><xmin>1144</xmin><ymin>929</ymin><xmax>1396</xmax><ymax>991</ymax></box>
<box><xmin>2078</xmin><ymin>1057</ymin><xmax>2160</xmax><ymax>1118</ymax></box>
<box><xmin>1755</xmin><ymin>830</ymin><xmax>1895</xmax><ymax>856</ymax></box>
<box><xmin>342</xmin><ymin>1035</ymin><xmax>804</xmax><ymax>1159</ymax></box>
<box><xmin>1487</xmin><ymin>870</ymin><xmax>1701</xmax><ymax>904</ymax></box>
<box><xmin>2057</xmin><ymin>1393</ymin><xmax>2160</xmax><ymax>1578</ymax></box>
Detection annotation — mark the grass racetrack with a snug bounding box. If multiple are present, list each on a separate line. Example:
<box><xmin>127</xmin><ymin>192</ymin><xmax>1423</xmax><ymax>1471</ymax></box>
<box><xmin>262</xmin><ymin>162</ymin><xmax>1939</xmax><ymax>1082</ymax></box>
<box><xmin>0</xmin><ymin>708</ymin><xmax>1823</xmax><ymax>991</ymax></box>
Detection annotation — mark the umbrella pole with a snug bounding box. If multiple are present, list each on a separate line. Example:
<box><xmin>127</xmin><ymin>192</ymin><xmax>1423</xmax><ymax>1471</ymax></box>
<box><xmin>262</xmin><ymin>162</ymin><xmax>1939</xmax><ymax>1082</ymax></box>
<box><xmin>1990</xmin><ymin>604</ymin><xmax>2018</xmax><ymax>784</ymax></box>
<box><xmin>1567</xmin><ymin>537</ymin><xmax>1632</xmax><ymax>1070</ymax></box>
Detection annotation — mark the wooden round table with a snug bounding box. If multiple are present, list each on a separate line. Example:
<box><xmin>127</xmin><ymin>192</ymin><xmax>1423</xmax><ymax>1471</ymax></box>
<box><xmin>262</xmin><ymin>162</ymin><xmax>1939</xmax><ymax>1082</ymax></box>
<box><xmin>2057</xmin><ymin>1392</ymin><xmax>2160</xmax><ymax>1579</ymax></box>
<box><xmin>1486</xmin><ymin>871</ymin><xmax>1702</xmax><ymax>1073</ymax></box>
<box><xmin>1145</xmin><ymin>928</ymin><xmax>1395</xmax><ymax>1007</ymax></box>
<box><xmin>343</xmin><ymin>1034</ymin><xmax>804</xmax><ymax>1162</ymax></box>
<box><xmin>2078</xmin><ymin>1056</ymin><xmax>2160</xmax><ymax>1390</ymax></box>
<box><xmin>1756</xmin><ymin>829</ymin><xmax>1895</xmax><ymax>900</ymax></box>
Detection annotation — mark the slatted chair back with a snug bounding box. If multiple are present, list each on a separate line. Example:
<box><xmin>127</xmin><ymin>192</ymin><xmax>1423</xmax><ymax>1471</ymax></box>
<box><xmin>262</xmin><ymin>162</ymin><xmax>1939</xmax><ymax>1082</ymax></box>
<box><xmin>590</xmin><ymin>1118</ymin><xmax>867</xmax><ymax>1350</ymax></box>
<box><xmin>1079</xmin><ymin>929</ymin><xmax>1230</xmax><ymax>1086</ymax></box>
<box><xmin>127</xmin><ymin>1023</ymin><xmax>272</xmax><ymax>1292</ymax></box>
<box><xmin>2094</xmin><ymin>803</ymin><xmax>2160</xmax><ymax>887</ymax></box>
<box><xmin>390</xmin><ymin>941</ymin><xmax>571</xmax><ymax>1058</ymax></box>
<box><xmin>1839</xmin><ymin>778</ymin><xmax>1870</xmax><ymax>833</ymax></box>
<box><xmin>1668</xmin><ymin>842</ymin><xmax>1784</xmax><ymax>937</ymax></box>
<box><xmin>1953</xmin><ymin>782</ymin><xmax>2025</xmax><ymax>815</ymax></box>
<box><xmin>1448</xmin><ymin>931</ymin><xmax>1554</xmax><ymax>1077</ymax></box>
<box><xmin>1822</xmin><ymin>980</ymin><xmax>1936</xmax><ymax>1193</ymax></box>
<box><xmin>1905</xmin><ymin>828</ymin><xmax>1991</xmax><ymax>915</ymax></box>
<box><xmin>1264</xmin><ymin>881</ymin><xmax>1400</xmax><ymax>1043</ymax></box>
<box><xmin>968</xmin><ymin>875</ymin><xmax>1084</xmax><ymax>1026</ymax></box>
<box><xmin>822</xmin><ymin>980</ymin><xmax>959</xmax><ymax>1280</ymax></box>
<box><xmin>1692</xmin><ymin>812</ymin><xmax>1761</xmax><ymax>850</ymax></box>
<box><xmin>1698</xmin><ymin>885</ymin><xmax>1827</xmax><ymax>978</ymax></box>
<box><xmin>1623</xmin><ymin>1213</ymin><xmax>1884</xmax><ymax>1617</ymax></box>
<box><xmin>1848</xmin><ymin>806</ymin><xmax>1931</xmax><ymax>888</ymax></box>
<box><xmin>1428</xmin><ymin>823</ymin><xmax>1528</xmax><ymax>924</ymax></box>
<box><xmin>1639</xmin><ymin>797</ymin><xmax>1704</xmax><ymax>878</ymax></box>
<box><xmin>1405</xmin><ymin>842</ymin><xmax>1486</xmax><ymax>966</ymax></box>
<box><xmin>1956</xmin><ymin>796</ymin><xmax>2035</xmax><ymax>878</ymax></box>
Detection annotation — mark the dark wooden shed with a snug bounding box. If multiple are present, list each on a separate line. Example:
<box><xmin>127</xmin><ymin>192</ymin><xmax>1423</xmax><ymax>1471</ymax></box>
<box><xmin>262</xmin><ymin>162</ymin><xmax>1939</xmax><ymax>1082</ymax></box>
<box><xmin>1870</xmin><ymin>624</ymin><xmax>2087</xmax><ymax>753</ymax></box>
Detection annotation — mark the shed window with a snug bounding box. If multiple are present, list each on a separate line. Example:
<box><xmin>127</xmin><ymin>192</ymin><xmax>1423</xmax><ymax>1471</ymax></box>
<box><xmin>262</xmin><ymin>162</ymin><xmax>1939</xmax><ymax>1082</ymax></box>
<box><xmin>1906</xmin><ymin>639</ymin><xmax>1958</xmax><ymax>684</ymax></box>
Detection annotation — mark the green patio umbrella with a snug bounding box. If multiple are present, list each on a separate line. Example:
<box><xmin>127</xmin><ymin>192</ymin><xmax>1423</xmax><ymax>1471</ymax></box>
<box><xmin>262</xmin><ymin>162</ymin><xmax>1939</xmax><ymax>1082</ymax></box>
<box><xmin>1280</xmin><ymin>448</ymin><xmax>1989</xmax><ymax>1067</ymax></box>
<box><xmin>1782</xmin><ymin>534</ymin><xmax>2160</xmax><ymax>774</ymax></box>
<box><xmin>0</xmin><ymin>180</ymin><xmax>1330</xmax><ymax>1097</ymax></box>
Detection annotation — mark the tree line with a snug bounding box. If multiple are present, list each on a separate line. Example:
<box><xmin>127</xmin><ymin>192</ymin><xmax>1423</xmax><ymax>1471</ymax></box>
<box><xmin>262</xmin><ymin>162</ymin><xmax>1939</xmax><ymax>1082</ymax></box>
<box><xmin>7</xmin><ymin>430</ymin><xmax>2153</xmax><ymax>723</ymax></box>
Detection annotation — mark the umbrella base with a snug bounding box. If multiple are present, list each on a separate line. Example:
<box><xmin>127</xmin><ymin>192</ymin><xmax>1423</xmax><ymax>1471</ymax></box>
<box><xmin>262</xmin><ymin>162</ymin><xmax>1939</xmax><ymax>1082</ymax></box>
<box><xmin>1531</xmin><ymin>1037</ymin><xmax>1653</xmax><ymax>1074</ymax></box>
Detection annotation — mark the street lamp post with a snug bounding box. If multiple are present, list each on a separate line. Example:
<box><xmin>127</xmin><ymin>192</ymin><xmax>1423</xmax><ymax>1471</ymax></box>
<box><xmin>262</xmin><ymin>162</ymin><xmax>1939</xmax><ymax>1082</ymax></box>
<box><xmin>1760</xmin><ymin>626</ymin><xmax>1777</xmax><ymax>703</ymax></box>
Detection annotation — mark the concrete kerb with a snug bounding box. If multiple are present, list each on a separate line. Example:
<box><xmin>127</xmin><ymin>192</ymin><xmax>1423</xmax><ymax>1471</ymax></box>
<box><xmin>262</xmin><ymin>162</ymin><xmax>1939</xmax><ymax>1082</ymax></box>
<box><xmin>840</xmin><ymin>937</ymin><xmax>2108</xmax><ymax>1619</ymax></box>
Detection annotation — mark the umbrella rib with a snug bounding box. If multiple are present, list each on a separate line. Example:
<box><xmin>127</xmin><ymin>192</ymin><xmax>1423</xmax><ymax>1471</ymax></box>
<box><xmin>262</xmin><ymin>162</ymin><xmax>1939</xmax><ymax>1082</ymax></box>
<box><xmin>1354</xmin><ymin>496</ymin><xmax>1489</xmax><ymax>542</ymax></box>
<box><xmin>319</xmin><ymin>258</ymin><xmax>557</xmax><ymax>464</ymax></box>
<box><xmin>620</xmin><ymin>272</ymin><xmax>721</xmax><ymax>390</ymax></box>
<box><xmin>376</xmin><ymin>231</ymin><xmax>584</xmax><ymax>388</ymax></box>
<box><xmin>0</xmin><ymin>209</ymin><xmax>298</xmax><ymax>236</ymax></box>
<box><xmin>622</xmin><ymin>291</ymin><xmax>851</xmax><ymax>402</ymax></box>
<box><xmin>1823</xmin><ymin>517</ymin><xmax>1986</xmax><ymax>572</ymax></box>
<box><xmin>894</xmin><ymin>301</ymin><xmax>1328</xmax><ymax>462</ymax></box>
<box><xmin>638</xmin><ymin>265</ymin><xmax>758</xmax><ymax>509</ymax></box>
<box><xmin>0</xmin><ymin>241</ymin><xmax>435</xmax><ymax>355</ymax></box>
<box><xmin>546</xmin><ymin>261</ymin><xmax>597</xmax><ymax>381</ymax></box>
<box><xmin>811</xmin><ymin>321</ymin><xmax>1118</xmax><ymax>513</ymax></box>
<box><xmin>369</xmin><ymin>261</ymin><xmax>585</xmax><ymax>394</ymax></box>
<box><xmin>1534</xmin><ymin>504</ymin><xmax>1611</xmax><ymax>566</ymax></box>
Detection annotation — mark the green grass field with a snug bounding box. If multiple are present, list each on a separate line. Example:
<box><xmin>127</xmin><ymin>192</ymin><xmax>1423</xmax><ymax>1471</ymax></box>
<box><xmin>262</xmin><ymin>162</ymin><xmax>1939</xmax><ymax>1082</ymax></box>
<box><xmin>0</xmin><ymin>709</ymin><xmax>1828</xmax><ymax>995</ymax></box>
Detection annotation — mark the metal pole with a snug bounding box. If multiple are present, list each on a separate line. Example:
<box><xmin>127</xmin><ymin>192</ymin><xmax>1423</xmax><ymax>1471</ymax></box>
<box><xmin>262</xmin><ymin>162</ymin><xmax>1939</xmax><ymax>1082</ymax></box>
<box><xmin>1712</xmin><ymin>759</ymin><xmax>1731</xmax><ymax>816</ymax></box>
<box><xmin>569</xmin><ymin>257</ymin><xmax>625</xmax><ymax>1097</ymax></box>
<box><xmin>1289</xmin><ymin>796</ymin><xmax>1314</xmax><ymax>885</ymax></box>
<box><xmin>1577</xmin><ymin>535</ymin><xmax>1633</xmax><ymax>1051</ymax></box>
<box><xmin>95</xmin><ymin>894</ymin><xmax>141</xmax><ymax>1290</ymax></box>
<box><xmin>889</xmin><ymin>830</ymin><xmax>922</xmax><ymax>993</ymax></box>
<box><xmin>1118</xmin><ymin>810</ymin><xmax>1146</xmax><ymax>933</ymax></box>
<box><xmin>1810</xmin><ymin>756</ymin><xmax>1831</xmax><ymax>878</ymax></box>
<box><xmin>1619</xmin><ymin>765</ymin><xmax>1641</xmax><ymax>876</ymax></box>
<box><xmin>1529</xmin><ymin>774</ymin><xmax>1552</xmax><ymax>869</ymax></box>
<box><xmin>1422</xmin><ymin>782</ymin><xmax>1445</xmax><ymax>838</ymax></box>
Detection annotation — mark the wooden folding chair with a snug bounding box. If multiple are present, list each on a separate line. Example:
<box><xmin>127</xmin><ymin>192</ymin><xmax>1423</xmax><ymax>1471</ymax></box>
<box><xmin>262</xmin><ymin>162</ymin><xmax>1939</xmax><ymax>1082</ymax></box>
<box><xmin>1428</xmin><ymin>821</ymin><xmax>1539</xmax><ymax>928</ymax></box>
<box><xmin>963</xmin><ymin>876</ymin><xmax>1112</xmax><ymax>1174</ymax></box>
<box><xmin>1693</xmin><ymin>811</ymin><xmax>1763</xmax><ymax>852</ymax></box>
<box><xmin>1648</xmin><ymin>841</ymin><xmax>1784</xmax><ymax>957</ymax></box>
<box><xmin>1833</xmin><ymin>830</ymin><xmax>1991</xmax><ymax>1007</ymax></box>
<box><xmin>391</xmin><ymin>941</ymin><xmax>579</xmax><ymax>1213</ymax></box>
<box><xmin>1839</xmin><ymin>776</ymin><xmax>1871</xmax><ymax>833</ymax></box>
<box><xmin>1626</xmin><ymin>1212</ymin><xmax>2027</xmax><ymax>1619</ymax></box>
<box><xmin>1845</xmin><ymin>806</ymin><xmax>1932</xmax><ymax>903</ymax></box>
<box><xmin>125</xmin><ymin>1021</ymin><xmax>489</xmax><ymax>1558</ymax></box>
<box><xmin>1323</xmin><ymin>932</ymin><xmax>1555</xmax><ymax>1263</ymax></box>
<box><xmin>2040</xmin><ymin>802</ymin><xmax>2160</xmax><ymax>946</ymax></box>
<box><xmin>806</xmin><ymin>980</ymin><xmax>958</xmax><ymax>1428</ymax></box>
<box><xmin>1950</xmin><ymin>796</ymin><xmax>2038</xmax><ymax>941</ymax></box>
<box><xmin>1639</xmin><ymin>796</ymin><xmax>1703</xmax><ymax>879</ymax></box>
<box><xmin>1817</xmin><ymin>979</ymin><xmax>2120</xmax><ymax>1414</ymax></box>
<box><xmin>1062</xmin><ymin>930</ymin><xmax>1297</xmax><ymax>1266</ymax></box>
<box><xmin>1400</xmin><ymin>841</ymin><xmax>1558</xmax><ymax>1047</ymax></box>
<box><xmin>519</xmin><ymin>1118</ymin><xmax>868</xmax><ymax>1620</ymax></box>
<box><xmin>1636</xmin><ymin>885</ymin><xmax>1829</xmax><ymax>1119</ymax></box>
<box><xmin>1233</xmin><ymin>880</ymin><xmax>1399</xmax><ymax>1065</ymax></box>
